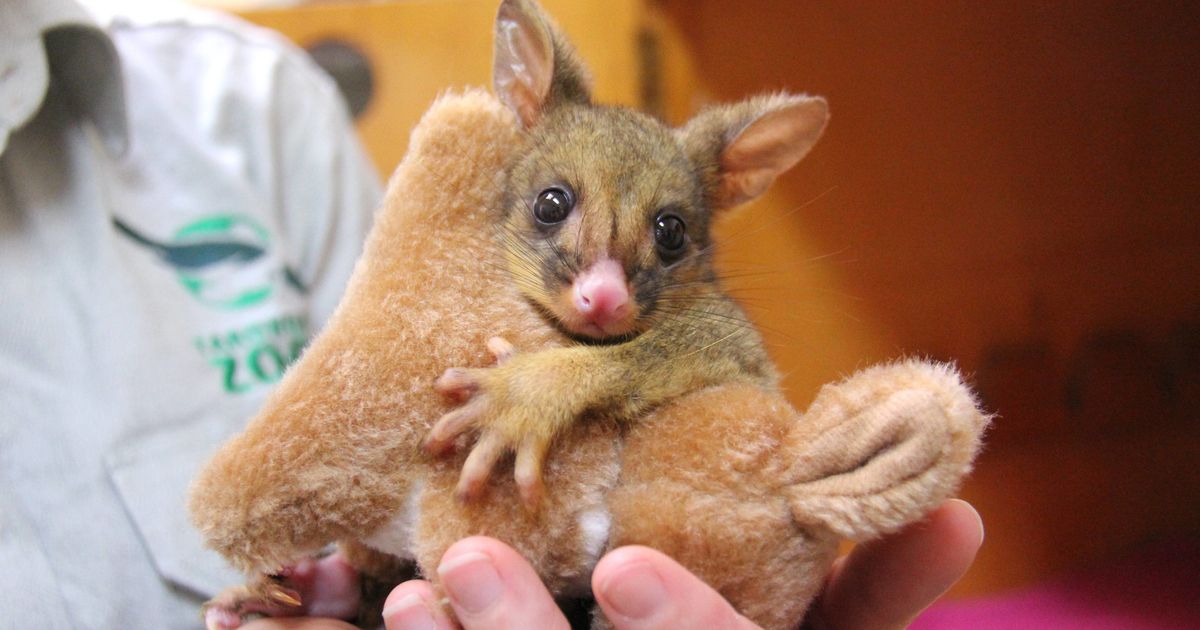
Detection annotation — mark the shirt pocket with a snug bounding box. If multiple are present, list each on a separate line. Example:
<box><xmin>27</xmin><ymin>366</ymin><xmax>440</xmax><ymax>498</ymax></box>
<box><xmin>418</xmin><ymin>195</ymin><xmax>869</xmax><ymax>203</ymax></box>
<box><xmin>105</xmin><ymin>410</ymin><xmax>247</xmax><ymax>599</ymax></box>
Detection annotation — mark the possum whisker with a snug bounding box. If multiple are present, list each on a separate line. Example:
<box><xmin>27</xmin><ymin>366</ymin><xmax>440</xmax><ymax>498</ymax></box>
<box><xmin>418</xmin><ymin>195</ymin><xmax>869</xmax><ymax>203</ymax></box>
<box><xmin>647</xmin><ymin>303</ymin><xmax>754</xmax><ymax>333</ymax></box>
<box><xmin>695</xmin><ymin>186</ymin><xmax>838</xmax><ymax>260</ymax></box>
<box><xmin>717</xmin><ymin>246</ymin><xmax>857</xmax><ymax>269</ymax></box>
<box><xmin>673</xmin><ymin>328</ymin><xmax>750</xmax><ymax>362</ymax></box>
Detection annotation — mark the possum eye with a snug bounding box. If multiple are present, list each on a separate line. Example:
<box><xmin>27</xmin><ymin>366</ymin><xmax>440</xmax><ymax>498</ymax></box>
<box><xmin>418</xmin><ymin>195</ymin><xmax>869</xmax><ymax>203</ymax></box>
<box><xmin>533</xmin><ymin>187</ymin><xmax>574</xmax><ymax>225</ymax></box>
<box><xmin>654</xmin><ymin>213</ymin><xmax>687</xmax><ymax>257</ymax></box>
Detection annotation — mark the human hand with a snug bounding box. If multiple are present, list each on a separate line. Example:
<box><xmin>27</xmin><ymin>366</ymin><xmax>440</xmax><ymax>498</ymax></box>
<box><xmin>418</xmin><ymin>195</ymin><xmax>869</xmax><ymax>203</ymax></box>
<box><xmin>377</xmin><ymin>498</ymin><xmax>983</xmax><ymax>629</ymax></box>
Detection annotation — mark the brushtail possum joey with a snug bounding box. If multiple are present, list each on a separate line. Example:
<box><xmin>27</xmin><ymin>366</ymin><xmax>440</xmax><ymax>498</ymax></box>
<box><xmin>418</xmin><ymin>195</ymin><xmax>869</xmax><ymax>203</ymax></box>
<box><xmin>426</xmin><ymin>0</ymin><xmax>829</xmax><ymax>507</ymax></box>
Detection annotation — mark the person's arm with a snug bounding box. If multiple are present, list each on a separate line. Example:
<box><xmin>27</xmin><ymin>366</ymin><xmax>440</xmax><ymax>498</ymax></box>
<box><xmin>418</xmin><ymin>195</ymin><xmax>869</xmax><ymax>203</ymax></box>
<box><xmin>242</xmin><ymin>498</ymin><xmax>981</xmax><ymax>630</ymax></box>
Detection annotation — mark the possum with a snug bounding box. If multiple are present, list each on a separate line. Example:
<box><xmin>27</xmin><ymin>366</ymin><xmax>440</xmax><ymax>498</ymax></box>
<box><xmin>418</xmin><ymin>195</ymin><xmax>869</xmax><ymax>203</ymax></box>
<box><xmin>423</xmin><ymin>0</ymin><xmax>828</xmax><ymax>508</ymax></box>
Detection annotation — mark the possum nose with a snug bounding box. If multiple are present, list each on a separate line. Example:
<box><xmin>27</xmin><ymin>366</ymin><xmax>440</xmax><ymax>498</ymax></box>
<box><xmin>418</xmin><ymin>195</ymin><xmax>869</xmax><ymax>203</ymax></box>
<box><xmin>573</xmin><ymin>259</ymin><xmax>630</xmax><ymax>327</ymax></box>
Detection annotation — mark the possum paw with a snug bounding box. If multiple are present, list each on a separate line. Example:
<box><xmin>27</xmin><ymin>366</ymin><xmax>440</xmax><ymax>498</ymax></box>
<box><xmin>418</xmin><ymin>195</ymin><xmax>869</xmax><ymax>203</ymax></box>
<box><xmin>427</xmin><ymin>336</ymin><xmax>574</xmax><ymax>509</ymax></box>
<box><xmin>202</xmin><ymin>556</ymin><xmax>361</xmax><ymax>629</ymax></box>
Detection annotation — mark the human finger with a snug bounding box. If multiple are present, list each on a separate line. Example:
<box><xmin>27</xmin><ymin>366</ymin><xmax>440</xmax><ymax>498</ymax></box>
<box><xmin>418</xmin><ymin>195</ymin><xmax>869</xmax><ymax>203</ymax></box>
<box><xmin>436</xmin><ymin>536</ymin><xmax>570</xmax><ymax>630</ymax></box>
<box><xmin>593</xmin><ymin>545</ymin><xmax>760</xmax><ymax>630</ymax></box>
<box><xmin>807</xmin><ymin>498</ymin><xmax>984</xmax><ymax>630</ymax></box>
<box><xmin>381</xmin><ymin>579</ymin><xmax>459</xmax><ymax>630</ymax></box>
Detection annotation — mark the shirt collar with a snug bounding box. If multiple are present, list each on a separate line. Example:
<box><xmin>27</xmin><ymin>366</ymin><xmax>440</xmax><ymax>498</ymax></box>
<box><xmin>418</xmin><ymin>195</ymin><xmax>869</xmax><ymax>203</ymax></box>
<box><xmin>0</xmin><ymin>0</ymin><xmax>128</xmax><ymax>156</ymax></box>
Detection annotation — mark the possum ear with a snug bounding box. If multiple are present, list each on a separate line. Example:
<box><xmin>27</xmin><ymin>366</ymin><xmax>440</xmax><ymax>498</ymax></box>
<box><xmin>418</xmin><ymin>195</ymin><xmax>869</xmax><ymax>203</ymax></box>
<box><xmin>493</xmin><ymin>0</ymin><xmax>591</xmax><ymax>128</ymax></box>
<box><xmin>680</xmin><ymin>94</ymin><xmax>828</xmax><ymax>210</ymax></box>
<box><xmin>781</xmin><ymin>361</ymin><xmax>988</xmax><ymax>542</ymax></box>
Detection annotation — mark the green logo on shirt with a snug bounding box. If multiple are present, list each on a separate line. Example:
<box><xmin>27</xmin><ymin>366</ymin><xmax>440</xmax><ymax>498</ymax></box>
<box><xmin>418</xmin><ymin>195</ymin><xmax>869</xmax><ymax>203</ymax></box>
<box><xmin>113</xmin><ymin>214</ymin><xmax>307</xmax><ymax>309</ymax></box>
<box><xmin>194</xmin><ymin>315</ymin><xmax>309</xmax><ymax>394</ymax></box>
<box><xmin>114</xmin><ymin>214</ymin><xmax>312</xmax><ymax>393</ymax></box>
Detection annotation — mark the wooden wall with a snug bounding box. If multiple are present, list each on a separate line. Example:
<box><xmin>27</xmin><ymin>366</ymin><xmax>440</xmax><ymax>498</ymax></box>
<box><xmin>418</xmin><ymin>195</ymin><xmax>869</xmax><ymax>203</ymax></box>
<box><xmin>240</xmin><ymin>0</ymin><xmax>643</xmax><ymax>174</ymax></box>
<box><xmin>657</xmin><ymin>0</ymin><xmax>1200</xmax><ymax>597</ymax></box>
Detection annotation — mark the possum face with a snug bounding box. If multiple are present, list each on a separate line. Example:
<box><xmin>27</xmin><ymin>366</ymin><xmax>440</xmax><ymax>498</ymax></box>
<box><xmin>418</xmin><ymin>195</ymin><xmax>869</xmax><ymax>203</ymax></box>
<box><xmin>490</xmin><ymin>0</ymin><xmax>828</xmax><ymax>340</ymax></box>
<box><xmin>499</xmin><ymin>105</ymin><xmax>716</xmax><ymax>340</ymax></box>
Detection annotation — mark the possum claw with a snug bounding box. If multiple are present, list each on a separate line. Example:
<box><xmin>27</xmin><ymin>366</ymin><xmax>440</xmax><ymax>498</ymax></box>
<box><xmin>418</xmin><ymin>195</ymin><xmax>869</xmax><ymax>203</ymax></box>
<box><xmin>202</xmin><ymin>556</ymin><xmax>363</xmax><ymax>627</ymax></box>
<box><xmin>265</xmin><ymin>584</ymin><xmax>303</xmax><ymax>607</ymax></box>
<box><xmin>201</xmin><ymin>581</ymin><xmax>301</xmax><ymax>630</ymax></box>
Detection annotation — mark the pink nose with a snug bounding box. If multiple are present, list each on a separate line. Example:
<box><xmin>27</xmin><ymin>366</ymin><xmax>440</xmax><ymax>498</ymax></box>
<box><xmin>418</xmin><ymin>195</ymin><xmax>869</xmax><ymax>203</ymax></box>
<box><xmin>573</xmin><ymin>259</ymin><xmax>630</xmax><ymax>328</ymax></box>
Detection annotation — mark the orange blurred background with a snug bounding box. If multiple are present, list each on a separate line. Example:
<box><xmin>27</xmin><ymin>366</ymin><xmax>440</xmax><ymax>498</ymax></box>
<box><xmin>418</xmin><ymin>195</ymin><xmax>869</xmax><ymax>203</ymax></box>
<box><xmin>230</xmin><ymin>0</ymin><xmax>1199</xmax><ymax>600</ymax></box>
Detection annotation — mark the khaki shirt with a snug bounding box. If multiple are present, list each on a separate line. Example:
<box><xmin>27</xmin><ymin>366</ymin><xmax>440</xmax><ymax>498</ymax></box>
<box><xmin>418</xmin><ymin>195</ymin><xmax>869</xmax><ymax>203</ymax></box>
<box><xmin>0</xmin><ymin>1</ymin><xmax>381</xmax><ymax>627</ymax></box>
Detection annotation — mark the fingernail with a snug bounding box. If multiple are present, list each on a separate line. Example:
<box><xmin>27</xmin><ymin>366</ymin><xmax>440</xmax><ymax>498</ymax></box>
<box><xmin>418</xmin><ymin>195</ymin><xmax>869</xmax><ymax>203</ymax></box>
<box><xmin>382</xmin><ymin>593</ymin><xmax>437</xmax><ymax>630</ymax></box>
<box><xmin>438</xmin><ymin>551</ymin><xmax>503</xmax><ymax>614</ymax></box>
<box><xmin>949</xmin><ymin>498</ymin><xmax>985</xmax><ymax>547</ymax></box>
<box><xmin>598</xmin><ymin>559</ymin><xmax>667</xmax><ymax>620</ymax></box>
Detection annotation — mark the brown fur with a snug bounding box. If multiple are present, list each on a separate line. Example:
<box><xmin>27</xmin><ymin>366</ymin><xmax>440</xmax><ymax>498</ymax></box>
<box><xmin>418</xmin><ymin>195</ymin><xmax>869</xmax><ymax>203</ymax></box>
<box><xmin>190</xmin><ymin>89</ymin><xmax>988</xmax><ymax>629</ymax></box>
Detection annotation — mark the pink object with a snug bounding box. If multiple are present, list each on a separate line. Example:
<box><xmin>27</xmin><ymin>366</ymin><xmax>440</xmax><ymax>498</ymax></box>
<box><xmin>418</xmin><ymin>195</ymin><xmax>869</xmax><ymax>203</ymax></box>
<box><xmin>912</xmin><ymin>539</ymin><xmax>1200</xmax><ymax>630</ymax></box>
<box><xmin>573</xmin><ymin>258</ymin><xmax>630</xmax><ymax>329</ymax></box>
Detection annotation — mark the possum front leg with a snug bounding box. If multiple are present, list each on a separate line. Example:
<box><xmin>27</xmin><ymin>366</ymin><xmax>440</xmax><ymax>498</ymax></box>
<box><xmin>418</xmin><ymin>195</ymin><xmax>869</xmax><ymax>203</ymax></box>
<box><xmin>425</xmin><ymin>335</ymin><xmax>600</xmax><ymax>507</ymax></box>
<box><xmin>426</xmin><ymin>303</ymin><xmax>775</xmax><ymax>508</ymax></box>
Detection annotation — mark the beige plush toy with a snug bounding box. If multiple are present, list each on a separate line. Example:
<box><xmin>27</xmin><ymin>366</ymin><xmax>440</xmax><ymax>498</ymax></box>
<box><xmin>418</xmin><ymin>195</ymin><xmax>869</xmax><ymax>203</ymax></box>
<box><xmin>190</xmin><ymin>2</ymin><xmax>989</xmax><ymax>628</ymax></box>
